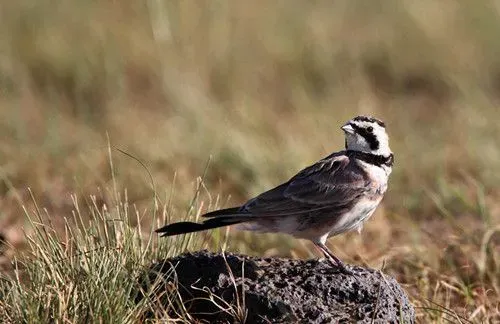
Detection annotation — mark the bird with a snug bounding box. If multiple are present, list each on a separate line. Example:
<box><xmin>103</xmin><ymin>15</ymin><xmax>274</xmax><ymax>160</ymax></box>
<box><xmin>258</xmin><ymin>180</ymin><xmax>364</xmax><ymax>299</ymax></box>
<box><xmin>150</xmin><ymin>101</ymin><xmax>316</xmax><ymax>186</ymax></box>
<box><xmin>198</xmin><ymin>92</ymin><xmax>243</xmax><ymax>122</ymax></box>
<box><xmin>156</xmin><ymin>115</ymin><xmax>394</xmax><ymax>273</ymax></box>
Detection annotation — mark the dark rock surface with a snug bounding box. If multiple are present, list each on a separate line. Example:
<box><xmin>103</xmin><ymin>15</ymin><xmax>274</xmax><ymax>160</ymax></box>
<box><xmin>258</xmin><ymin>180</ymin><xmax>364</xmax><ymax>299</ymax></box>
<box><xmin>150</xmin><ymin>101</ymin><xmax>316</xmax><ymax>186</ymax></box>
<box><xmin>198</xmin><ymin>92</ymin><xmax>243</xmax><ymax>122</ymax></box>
<box><xmin>140</xmin><ymin>250</ymin><xmax>415</xmax><ymax>323</ymax></box>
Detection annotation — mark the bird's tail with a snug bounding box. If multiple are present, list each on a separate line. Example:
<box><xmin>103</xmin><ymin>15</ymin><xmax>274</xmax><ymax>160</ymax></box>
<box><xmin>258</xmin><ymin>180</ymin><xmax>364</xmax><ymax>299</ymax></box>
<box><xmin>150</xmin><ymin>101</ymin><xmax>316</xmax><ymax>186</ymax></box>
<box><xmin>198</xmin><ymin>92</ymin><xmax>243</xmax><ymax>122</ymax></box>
<box><xmin>201</xmin><ymin>206</ymin><xmax>242</xmax><ymax>218</ymax></box>
<box><xmin>155</xmin><ymin>207</ymin><xmax>251</xmax><ymax>237</ymax></box>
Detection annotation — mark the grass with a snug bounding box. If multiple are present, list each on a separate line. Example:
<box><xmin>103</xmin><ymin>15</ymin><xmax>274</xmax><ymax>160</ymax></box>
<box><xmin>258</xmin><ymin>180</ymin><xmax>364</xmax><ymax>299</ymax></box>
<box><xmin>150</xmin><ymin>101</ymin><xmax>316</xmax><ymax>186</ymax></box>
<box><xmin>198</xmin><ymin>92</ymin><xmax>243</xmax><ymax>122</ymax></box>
<box><xmin>0</xmin><ymin>0</ymin><xmax>499</xmax><ymax>322</ymax></box>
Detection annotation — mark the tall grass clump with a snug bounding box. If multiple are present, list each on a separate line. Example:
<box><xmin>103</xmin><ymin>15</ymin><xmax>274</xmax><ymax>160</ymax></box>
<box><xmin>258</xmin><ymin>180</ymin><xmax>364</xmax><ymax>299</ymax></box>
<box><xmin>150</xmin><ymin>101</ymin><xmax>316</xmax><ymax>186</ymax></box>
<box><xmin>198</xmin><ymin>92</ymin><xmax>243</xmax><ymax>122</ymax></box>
<box><xmin>0</xmin><ymin>183</ymin><xmax>213</xmax><ymax>322</ymax></box>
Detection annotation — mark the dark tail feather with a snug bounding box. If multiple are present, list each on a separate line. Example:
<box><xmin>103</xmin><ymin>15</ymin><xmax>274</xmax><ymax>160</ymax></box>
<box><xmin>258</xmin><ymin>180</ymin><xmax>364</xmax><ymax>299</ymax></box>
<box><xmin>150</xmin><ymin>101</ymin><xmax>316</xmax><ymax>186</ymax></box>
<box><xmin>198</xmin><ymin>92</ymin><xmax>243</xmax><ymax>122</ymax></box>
<box><xmin>155</xmin><ymin>216</ymin><xmax>251</xmax><ymax>237</ymax></box>
<box><xmin>202</xmin><ymin>206</ymin><xmax>242</xmax><ymax>218</ymax></box>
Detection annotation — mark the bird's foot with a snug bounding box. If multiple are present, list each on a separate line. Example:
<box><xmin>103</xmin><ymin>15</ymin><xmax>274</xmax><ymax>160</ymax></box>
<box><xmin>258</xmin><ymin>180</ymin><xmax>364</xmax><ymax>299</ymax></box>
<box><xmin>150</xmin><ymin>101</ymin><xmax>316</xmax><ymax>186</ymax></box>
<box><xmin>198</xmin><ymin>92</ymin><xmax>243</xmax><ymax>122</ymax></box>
<box><xmin>319</xmin><ymin>258</ymin><xmax>356</xmax><ymax>275</ymax></box>
<box><xmin>332</xmin><ymin>260</ymin><xmax>355</xmax><ymax>275</ymax></box>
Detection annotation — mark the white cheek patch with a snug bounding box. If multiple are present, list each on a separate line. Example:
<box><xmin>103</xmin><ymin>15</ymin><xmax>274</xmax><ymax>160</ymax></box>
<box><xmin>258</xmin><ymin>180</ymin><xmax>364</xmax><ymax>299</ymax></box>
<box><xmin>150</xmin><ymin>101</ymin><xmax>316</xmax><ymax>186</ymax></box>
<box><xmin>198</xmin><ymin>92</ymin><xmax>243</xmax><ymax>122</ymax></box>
<box><xmin>346</xmin><ymin>133</ymin><xmax>369</xmax><ymax>152</ymax></box>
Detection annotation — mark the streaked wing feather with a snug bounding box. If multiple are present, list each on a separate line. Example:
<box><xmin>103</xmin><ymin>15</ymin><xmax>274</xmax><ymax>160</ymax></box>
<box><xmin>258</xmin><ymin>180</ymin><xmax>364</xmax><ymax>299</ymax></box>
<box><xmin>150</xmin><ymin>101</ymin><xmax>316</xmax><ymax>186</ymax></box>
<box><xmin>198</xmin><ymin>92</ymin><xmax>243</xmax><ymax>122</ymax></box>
<box><xmin>242</xmin><ymin>153</ymin><xmax>367</xmax><ymax>216</ymax></box>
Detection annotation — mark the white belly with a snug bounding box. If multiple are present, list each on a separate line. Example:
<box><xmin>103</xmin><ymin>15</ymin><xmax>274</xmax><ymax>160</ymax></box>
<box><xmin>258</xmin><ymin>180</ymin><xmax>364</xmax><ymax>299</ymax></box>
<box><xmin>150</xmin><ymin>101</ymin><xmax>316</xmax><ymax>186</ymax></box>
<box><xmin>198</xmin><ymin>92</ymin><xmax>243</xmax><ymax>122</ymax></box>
<box><xmin>328</xmin><ymin>197</ymin><xmax>381</xmax><ymax>237</ymax></box>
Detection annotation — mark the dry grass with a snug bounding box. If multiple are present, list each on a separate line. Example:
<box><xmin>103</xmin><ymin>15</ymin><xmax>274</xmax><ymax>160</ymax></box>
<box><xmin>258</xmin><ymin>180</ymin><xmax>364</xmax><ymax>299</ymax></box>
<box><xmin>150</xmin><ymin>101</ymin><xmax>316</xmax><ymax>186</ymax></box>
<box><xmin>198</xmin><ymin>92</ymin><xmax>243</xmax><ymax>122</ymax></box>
<box><xmin>0</xmin><ymin>0</ymin><xmax>499</xmax><ymax>322</ymax></box>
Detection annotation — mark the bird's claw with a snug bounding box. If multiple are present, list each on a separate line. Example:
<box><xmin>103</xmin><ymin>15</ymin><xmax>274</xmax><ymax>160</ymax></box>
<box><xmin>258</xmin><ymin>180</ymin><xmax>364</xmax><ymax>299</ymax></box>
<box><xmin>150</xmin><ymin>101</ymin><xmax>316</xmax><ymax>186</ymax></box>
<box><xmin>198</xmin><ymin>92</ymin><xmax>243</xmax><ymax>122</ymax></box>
<box><xmin>319</xmin><ymin>258</ymin><xmax>358</xmax><ymax>276</ymax></box>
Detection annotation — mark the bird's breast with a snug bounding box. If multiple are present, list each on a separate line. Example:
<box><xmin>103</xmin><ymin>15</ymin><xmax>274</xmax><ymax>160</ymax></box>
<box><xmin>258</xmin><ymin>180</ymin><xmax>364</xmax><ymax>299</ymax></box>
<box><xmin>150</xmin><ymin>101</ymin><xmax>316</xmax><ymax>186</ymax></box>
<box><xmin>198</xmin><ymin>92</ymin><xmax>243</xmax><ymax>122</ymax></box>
<box><xmin>358</xmin><ymin>160</ymin><xmax>390</xmax><ymax>196</ymax></box>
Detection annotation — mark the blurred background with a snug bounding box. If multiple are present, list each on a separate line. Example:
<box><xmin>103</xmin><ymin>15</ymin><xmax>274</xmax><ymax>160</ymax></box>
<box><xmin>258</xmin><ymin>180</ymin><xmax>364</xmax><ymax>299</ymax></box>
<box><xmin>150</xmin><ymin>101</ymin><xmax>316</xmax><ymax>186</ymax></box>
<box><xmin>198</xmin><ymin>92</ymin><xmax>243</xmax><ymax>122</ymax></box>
<box><xmin>0</xmin><ymin>0</ymin><xmax>499</xmax><ymax>321</ymax></box>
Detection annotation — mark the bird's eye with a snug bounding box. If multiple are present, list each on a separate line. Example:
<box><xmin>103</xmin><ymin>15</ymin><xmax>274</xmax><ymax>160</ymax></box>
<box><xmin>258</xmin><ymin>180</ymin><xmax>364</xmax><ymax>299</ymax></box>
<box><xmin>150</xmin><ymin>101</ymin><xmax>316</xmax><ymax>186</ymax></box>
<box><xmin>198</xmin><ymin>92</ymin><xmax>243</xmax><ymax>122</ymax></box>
<box><xmin>367</xmin><ymin>126</ymin><xmax>374</xmax><ymax>132</ymax></box>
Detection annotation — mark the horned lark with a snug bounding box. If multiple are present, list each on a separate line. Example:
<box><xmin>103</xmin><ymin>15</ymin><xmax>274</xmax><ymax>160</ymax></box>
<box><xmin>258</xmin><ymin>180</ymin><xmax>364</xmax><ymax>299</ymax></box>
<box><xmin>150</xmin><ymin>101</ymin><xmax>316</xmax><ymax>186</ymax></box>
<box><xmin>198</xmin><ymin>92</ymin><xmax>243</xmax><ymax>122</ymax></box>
<box><xmin>156</xmin><ymin>116</ymin><xmax>394</xmax><ymax>272</ymax></box>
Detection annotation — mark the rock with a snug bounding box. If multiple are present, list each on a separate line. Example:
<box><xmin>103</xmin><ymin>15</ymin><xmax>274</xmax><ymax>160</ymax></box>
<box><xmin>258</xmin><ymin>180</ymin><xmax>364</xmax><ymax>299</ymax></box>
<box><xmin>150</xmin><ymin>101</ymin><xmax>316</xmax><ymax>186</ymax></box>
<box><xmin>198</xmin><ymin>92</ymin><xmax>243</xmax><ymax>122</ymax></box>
<box><xmin>139</xmin><ymin>250</ymin><xmax>415</xmax><ymax>323</ymax></box>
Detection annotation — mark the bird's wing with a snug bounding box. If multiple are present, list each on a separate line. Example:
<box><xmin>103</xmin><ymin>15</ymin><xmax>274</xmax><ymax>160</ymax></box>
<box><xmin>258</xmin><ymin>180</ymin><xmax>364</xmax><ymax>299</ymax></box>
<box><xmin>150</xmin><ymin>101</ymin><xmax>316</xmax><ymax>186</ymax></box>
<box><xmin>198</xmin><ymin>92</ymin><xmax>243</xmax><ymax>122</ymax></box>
<box><xmin>239</xmin><ymin>153</ymin><xmax>369</xmax><ymax>217</ymax></box>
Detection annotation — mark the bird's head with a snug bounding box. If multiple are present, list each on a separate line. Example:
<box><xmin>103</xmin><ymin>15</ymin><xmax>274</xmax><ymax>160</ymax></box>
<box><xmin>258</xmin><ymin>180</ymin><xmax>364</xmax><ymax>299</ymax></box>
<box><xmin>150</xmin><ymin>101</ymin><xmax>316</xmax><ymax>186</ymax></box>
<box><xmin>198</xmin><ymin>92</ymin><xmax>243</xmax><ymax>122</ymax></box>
<box><xmin>341</xmin><ymin>116</ymin><xmax>391</xmax><ymax>156</ymax></box>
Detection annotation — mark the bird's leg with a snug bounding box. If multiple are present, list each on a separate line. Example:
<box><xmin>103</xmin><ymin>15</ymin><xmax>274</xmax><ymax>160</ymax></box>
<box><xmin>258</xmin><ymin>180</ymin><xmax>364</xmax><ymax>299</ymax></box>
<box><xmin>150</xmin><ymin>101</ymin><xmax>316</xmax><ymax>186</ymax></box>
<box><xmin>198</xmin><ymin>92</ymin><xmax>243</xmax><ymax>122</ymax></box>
<box><xmin>314</xmin><ymin>242</ymin><xmax>353</xmax><ymax>275</ymax></box>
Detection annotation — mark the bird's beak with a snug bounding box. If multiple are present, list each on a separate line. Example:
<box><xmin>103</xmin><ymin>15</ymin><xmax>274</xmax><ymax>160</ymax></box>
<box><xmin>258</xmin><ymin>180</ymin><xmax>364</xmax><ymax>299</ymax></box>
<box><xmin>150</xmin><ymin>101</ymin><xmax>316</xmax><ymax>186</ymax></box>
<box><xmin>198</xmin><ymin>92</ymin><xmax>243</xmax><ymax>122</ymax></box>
<box><xmin>341</xmin><ymin>123</ymin><xmax>354</xmax><ymax>134</ymax></box>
